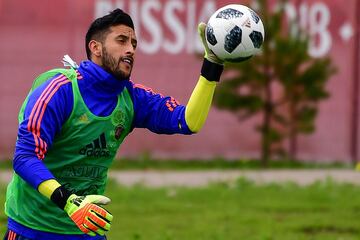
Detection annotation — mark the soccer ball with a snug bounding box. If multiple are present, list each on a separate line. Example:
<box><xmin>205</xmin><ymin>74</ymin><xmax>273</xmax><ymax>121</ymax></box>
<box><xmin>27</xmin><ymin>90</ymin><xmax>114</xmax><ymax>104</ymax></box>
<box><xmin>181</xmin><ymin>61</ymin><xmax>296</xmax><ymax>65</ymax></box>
<box><xmin>205</xmin><ymin>4</ymin><xmax>265</xmax><ymax>62</ymax></box>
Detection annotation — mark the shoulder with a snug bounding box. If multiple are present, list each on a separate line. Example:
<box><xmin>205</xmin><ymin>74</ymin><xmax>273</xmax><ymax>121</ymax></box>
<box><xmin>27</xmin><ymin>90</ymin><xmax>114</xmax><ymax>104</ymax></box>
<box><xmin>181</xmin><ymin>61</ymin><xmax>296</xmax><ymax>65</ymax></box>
<box><xmin>22</xmin><ymin>71</ymin><xmax>77</xmax><ymax>122</ymax></box>
<box><xmin>31</xmin><ymin>69</ymin><xmax>83</xmax><ymax>98</ymax></box>
<box><xmin>35</xmin><ymin>72</ymin><xmax>72</xmax><ymax>90</ymax></box>
<box><xmin>27</xmin><ymin>72</ymin><xmax>76</xmax><ymax>109</ymax></box>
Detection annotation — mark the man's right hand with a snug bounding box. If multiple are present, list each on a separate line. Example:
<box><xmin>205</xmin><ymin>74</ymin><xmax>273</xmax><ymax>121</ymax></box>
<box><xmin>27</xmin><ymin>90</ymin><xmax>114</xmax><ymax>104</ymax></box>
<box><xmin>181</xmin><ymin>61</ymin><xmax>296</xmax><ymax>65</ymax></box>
<box><xmin>64</xmin><ymin>194</ymin><xmax>113</xmax><ymax>236</ymax></box>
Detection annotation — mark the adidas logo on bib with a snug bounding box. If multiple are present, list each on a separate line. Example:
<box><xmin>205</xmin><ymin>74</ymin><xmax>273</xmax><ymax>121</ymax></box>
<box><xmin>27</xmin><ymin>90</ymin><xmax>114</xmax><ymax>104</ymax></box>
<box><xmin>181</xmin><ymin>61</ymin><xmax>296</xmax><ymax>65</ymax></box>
<box><xmin>79</xmin><ymin>133</ymin><xmax>110</xmax><ymax>157</ymax></box>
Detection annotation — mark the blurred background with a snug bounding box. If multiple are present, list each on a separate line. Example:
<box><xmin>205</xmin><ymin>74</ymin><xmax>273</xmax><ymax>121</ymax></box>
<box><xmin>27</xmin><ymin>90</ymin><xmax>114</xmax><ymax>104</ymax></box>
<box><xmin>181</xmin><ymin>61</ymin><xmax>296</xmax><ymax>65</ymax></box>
<box><xmin>1</xmin><ymin>1</ymin><xmax>360</xmax><ymax>239</ymax></box>
<box><xmin>0</xmin><ymin>0</ymin><xmax>359</xmax><ymax>165</ymax></box>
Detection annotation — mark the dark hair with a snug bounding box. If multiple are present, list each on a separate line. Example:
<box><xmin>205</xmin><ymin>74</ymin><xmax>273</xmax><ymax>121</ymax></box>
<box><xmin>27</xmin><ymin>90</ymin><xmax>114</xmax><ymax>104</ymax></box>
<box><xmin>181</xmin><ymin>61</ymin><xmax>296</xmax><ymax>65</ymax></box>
<box><xmin>85</xmin><ymin>8</ymin><xmax>134</xmax><ymax>59</ymax></box>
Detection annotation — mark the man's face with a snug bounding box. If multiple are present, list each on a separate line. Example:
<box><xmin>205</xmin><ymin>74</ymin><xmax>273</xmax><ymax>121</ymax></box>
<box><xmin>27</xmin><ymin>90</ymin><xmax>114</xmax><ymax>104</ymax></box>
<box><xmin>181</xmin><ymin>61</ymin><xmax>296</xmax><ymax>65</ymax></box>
<box><xmin>100</xmin><ymin>25</ymin><xmax>137</xmax><ymax>80</ymax></box>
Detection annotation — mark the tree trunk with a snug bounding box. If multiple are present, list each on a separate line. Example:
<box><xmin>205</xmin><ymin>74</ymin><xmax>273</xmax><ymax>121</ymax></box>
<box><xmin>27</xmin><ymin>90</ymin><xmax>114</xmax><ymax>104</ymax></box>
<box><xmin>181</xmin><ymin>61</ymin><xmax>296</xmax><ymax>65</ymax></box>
<box><xmin>261</xmin><ymin>81</ymin><xmax>272</xmax><ymax>167</ymax></box>
<box><xmin>288</xmin><ymin>101</ymin><xmax>298</xmax><ymax>161</ymax></box>
<box><xmin>260</xmin><ymin>0</ymin><xmax>272</xmax><ymax>168</ymax></box>
<box><xmin>261</xmin><ymin>107</ymin><xmax>271</xmax><ymax>167</ymax></box>
<box><xmin>289</xmin><ymin>128</ymin><xmax>298</xmax><ymax>161</ymax></box>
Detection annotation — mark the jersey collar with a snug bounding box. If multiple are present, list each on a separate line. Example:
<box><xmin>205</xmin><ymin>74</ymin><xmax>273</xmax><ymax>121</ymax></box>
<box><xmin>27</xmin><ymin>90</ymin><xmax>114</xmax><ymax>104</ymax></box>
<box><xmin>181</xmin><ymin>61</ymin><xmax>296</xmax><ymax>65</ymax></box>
<box><xmin>78</xmin><ymin>60</ymin><xmax>129</xmax><ymax>97</ymax></box>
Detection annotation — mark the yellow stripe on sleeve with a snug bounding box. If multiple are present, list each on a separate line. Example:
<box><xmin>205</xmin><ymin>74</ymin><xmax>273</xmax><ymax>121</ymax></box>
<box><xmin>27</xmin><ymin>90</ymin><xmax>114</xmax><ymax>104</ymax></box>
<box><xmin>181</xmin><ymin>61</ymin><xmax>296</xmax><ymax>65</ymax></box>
<box><xmin>185</xmin><ymin>76</ymin><xmax>217</xmax><ymax>133</ymax></box>
<box><xmin>38</xmin><ymin>179</ymin><xmax>61</xmax><ymax>199</ymax></box>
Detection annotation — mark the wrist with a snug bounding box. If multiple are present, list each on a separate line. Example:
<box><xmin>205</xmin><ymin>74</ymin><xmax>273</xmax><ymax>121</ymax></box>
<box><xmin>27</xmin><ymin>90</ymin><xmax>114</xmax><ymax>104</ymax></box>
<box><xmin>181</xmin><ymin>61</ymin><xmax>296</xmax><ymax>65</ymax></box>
<box><xmin>38</xmin><ymin>179</ymin><xmax>61</xmax><ymax>199</ymax></box>
<box><xmin>50</xmin><ymin>185</ymin><xmax>73</xmax><ymax>209</ymax></box>
<box><xmin>201</xmin><ymin>58</ymin><xmax>224</xmax><ymax>82</ymax></box>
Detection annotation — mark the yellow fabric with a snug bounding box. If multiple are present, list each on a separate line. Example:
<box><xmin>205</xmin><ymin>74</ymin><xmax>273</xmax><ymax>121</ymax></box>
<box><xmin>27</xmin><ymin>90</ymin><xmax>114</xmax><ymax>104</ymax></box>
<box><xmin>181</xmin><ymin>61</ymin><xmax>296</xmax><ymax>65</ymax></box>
<box><xmin>185</xmin><ymin>76</ymin><xmax>216</xmax><ymax>132</ymax></box>
<box><xmin>356</xmin><ymin>162</ymin><xmax>360</xmax><ymax>171</ymax></box>
<box><xmin>38</xmin><ymin>179</ymin><xmax>61</xmax><ymax>199</ymax></box>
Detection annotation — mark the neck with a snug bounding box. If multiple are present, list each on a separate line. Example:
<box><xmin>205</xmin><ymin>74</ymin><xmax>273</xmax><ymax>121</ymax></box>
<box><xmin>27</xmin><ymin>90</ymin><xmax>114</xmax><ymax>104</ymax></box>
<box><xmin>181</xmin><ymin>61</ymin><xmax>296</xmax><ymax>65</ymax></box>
<box><xmin>79</xmin><ymin>60</ymin><xmax>128</xmax><ymax>97</ymax></box>
<box><xmin>91</xmin><ymin>57</ymin><xmax>103</xmax><ymax>68</ymax></box>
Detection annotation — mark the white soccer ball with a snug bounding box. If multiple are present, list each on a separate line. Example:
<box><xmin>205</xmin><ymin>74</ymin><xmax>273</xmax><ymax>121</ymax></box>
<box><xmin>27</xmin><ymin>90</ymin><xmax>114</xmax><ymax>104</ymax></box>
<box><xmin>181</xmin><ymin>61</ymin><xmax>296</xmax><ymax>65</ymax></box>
<box><xmin>205</xmin><ymin>4</ymin><xmax>265</xmax><ymax>62</ymax></box>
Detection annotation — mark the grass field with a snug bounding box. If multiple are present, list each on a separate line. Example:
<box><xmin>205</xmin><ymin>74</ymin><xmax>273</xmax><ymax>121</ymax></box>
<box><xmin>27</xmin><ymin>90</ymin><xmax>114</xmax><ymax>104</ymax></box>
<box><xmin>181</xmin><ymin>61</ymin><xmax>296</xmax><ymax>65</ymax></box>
<box><xmin>1</xmin><ymin>178</ymin><xmax>360</xmax><ymax>240</ymax></box>
<box><xmin>0</xmin><ymin>158</ymin><xmax>352</xmax><ymax>170</ymax></box>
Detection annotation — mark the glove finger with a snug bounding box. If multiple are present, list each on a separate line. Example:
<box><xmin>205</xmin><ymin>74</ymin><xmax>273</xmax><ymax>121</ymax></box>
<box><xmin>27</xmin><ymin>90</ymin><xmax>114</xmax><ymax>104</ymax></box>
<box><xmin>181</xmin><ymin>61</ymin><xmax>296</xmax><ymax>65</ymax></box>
<box><xmin>92</xmin><ymin>204</ymin><xmax>113</xmax><ymax>222</ymax></box>
<box><xmin>84</xmin><ymin>228</ymin><xmax>97</xmax><ymax>237</ymax></box>
<box><xmin>197</xmin><ymin>22</ymin><xmax>206</xmax><ymax>39</ymax></box>
<box><xmin>198</xmin><ymin>22</ymin><xmax>223</xmax><ymax>64</ymax></box>
<box><xmin>84</xmin><ymin>219</ymin><xmax>106</xmax><ymax>236</ymax></box>
<box><xmin>78</xmin><ymin>223</ymin><xmax>93</xmax><ymax>236</ymax></box>
<box><xmin>89</xmin><ymin>211</ymin><xmax>111</xmax><ymax>231</ymax></box>
<box><xmin>197</xmin><ymin>22</ymin><xmax>209</xmax><ymax>51</ymax></box>
<box><xmin>87</xmin><ymin>195</ymin><xmax>111</xmax><ymax>205</ymax></box>
<box><xmin>95</xmin><ymin>227</ymin><xmax>105</xmax><ymax>236</ymax></box>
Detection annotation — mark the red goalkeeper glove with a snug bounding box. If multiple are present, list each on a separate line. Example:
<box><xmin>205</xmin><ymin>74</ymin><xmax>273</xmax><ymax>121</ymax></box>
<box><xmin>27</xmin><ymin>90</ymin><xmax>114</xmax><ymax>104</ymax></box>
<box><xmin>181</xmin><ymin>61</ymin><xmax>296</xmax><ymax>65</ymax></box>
<box><xmin>64</xmin><ymin>194</ymin><xmax>113</xmax><ymax>236</ymax></box>
<box><xmin>51</xmin><ymin>186</ymin><xmax>113</xmax><ymax>236</ymax></box>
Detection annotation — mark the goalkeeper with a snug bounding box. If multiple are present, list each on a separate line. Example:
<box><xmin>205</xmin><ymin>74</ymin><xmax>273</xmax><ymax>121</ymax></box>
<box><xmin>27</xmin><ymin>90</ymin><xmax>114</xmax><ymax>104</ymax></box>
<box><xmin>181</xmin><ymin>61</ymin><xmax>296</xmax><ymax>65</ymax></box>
<box><xmin>3</xmin><ymin>9</ymin><xmax>224</xmax><ymax>240</ymax></box>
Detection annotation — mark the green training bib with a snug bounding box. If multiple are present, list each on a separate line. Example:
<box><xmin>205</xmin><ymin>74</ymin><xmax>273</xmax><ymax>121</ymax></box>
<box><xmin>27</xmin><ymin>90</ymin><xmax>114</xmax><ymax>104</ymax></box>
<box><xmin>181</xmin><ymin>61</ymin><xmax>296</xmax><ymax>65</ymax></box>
<box><xmin>5</xmin><ymin>68</ymin><xmax>134</xmax><ymax>234</ymax></box>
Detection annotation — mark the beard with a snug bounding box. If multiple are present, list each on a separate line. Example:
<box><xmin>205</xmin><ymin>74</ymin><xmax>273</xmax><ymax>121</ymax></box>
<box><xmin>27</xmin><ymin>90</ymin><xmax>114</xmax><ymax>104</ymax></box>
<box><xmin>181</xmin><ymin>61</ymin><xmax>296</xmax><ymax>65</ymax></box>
<box><xmin>101</xmin><ymin>46</ymin><xmax>131</xmax><ymax>80</ymax></box>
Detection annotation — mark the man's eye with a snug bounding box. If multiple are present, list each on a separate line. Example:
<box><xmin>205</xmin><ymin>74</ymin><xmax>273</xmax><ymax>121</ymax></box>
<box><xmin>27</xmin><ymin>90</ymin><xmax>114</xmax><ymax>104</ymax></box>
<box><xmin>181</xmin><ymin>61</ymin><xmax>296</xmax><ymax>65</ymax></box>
<box><xmin>117</xmin><ymin>38</ymin><xmax>126</xmax><ymax>43</ymax></box>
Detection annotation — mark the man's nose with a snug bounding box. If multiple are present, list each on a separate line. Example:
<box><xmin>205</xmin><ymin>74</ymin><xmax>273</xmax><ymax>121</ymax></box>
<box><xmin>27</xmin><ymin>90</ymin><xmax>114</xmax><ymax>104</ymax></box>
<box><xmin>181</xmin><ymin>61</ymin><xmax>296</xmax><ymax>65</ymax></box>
<box><xmin>126</xmin><ymin>43</ymin><xmax>135</xmax><ymax>55</ymax></box>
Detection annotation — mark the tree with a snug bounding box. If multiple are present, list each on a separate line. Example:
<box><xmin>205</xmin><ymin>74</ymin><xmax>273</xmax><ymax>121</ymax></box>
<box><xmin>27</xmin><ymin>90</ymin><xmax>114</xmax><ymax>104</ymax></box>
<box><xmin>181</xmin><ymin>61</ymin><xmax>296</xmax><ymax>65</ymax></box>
<box><xmin>213</xmin><ymin>0</ymin><xmax>336</xmax><ymax>166</ymax></box>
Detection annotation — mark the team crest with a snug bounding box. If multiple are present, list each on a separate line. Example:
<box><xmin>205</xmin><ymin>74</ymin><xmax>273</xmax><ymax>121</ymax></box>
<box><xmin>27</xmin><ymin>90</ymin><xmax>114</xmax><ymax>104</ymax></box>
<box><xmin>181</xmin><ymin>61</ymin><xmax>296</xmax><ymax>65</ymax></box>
<box><xmin>114</xmin><ymin>125</ymin><xmax>124</xmax><ymax>140</ymax></box>
<box><xmin>111</xmin><ymin>110</ymin><xmax>125</xmax><ymax>126</ymax></box>
<box><xmin>78</xmin><ymin>113</ymin><xmax>89</xmax><ymax>124</ymax></box>
<box><xmin>111</xmin><ymin>110</ymin><xmax>126</xmax><ymax>140</ymax></box>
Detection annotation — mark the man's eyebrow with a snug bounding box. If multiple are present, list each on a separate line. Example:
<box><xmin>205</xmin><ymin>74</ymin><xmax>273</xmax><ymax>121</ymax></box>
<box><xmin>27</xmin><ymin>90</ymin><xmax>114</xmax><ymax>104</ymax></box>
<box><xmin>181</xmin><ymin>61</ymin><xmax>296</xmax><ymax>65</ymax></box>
<box><xmin>115</xmin><ymin>34</ymin><xmax>129</xmax><ymax>39</ymax></box>
<box><xmin>115</xmin><ymin>33</ymin><xmax>137</xmax><ymax>45</ymax></box>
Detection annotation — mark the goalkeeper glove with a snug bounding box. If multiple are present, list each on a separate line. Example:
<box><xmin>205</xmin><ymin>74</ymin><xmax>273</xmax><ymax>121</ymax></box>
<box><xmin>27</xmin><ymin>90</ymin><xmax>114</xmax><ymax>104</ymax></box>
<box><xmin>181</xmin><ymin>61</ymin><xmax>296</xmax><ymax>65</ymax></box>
<box><xmin>197</xmin><ymin>22</ymin><xmax>224</xmax><ymax>82</ymax></box>
<box><xmin>51</xmin><ymin>186</ymin><xmax>113</xmax><ymax>236</ymax></box>
<box><xmin>197</xmin><ymin>22</ymin><xmax>223</xmax><ymax>65</ymax></box>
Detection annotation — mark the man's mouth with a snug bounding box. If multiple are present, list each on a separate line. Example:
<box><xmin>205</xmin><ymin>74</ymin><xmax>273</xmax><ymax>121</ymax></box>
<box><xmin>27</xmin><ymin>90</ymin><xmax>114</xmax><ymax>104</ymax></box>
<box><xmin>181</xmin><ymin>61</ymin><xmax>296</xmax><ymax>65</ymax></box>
<box><xmin>121</xmin><ymin>57</ymin><xmax>133</xmax><ymax>67</ymax></box>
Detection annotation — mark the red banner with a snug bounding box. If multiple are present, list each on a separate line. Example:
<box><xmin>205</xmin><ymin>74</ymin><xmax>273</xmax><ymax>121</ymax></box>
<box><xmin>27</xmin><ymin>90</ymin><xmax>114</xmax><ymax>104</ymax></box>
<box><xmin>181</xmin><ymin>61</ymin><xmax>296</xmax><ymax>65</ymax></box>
<box><xmin>0</xmin><ymin>0</ymin><xmax>359</xmax><ymax>162</ymax></box>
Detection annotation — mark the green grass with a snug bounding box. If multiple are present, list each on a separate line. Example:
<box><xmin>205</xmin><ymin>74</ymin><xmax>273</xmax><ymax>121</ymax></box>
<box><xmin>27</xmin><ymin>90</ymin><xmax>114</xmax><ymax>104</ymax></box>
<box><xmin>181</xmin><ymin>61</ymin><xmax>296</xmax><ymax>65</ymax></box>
<box><xmin>1</xmin><ymin>179</ymin><xmax>360</xmax><ymax>239</ymax></box>
<box><xmin>0</xmin><ymin>157</ymin><xmax>352</xmax><ymax>170</ymax></box>
<box><xmin>109</xmin><ymin>157</ymin><xmax>352</xmax><ymax>170</ymax></box>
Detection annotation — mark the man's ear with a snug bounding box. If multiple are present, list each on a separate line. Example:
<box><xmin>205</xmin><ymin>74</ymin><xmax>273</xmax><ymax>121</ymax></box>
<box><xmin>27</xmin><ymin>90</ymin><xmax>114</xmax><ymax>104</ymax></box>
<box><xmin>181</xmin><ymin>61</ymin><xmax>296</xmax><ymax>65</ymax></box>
<box><xmin>88</xmin><ymin>40</ymin><xmax>102</xmax><ymax>57</ymax></box>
